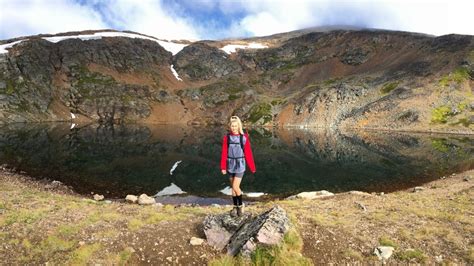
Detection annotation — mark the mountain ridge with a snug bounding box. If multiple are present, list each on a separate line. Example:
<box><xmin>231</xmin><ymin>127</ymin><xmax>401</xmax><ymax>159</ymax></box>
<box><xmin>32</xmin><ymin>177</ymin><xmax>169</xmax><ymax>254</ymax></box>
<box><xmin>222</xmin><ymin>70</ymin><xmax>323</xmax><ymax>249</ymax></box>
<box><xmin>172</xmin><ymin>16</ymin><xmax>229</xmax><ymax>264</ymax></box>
<box><xmin>0</xmin><ymin>28</ymin><xmax>472</xmax><ymax>133</ymax></box>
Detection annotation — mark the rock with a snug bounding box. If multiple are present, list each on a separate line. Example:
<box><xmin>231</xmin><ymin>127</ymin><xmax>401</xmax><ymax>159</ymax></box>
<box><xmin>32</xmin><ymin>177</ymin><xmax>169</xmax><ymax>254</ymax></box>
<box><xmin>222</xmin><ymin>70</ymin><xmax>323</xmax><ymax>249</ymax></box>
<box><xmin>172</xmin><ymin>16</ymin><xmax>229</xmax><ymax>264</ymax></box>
<box><xmin>166</xmin><ymin>257</ymin><xmax>172</xmax><ymax>262</ymax></box>
<box><xmin>463</xmin><ymin>175</ymin><xmax>472</xmax><ymax>182</ymax></box>
<box><xmin>348</xmin><ymin>191</ymin><xmax>372</xmax><ymax>196</ymax></box>
<box><xmin>374</xmin><ymin>246</ymin><xmax>394</xmax><ymax>261</ymax></box>
<box><xmin>138</xmin><ymin>194</ymin><xmax>155</xmax><ymax>205</ymax></box>
<box><xmin>125</xmin><ymin>195</ymin><xmax>138</xmax><ymax>204</ymax></box>
<box><xmin>189</xmin><ymin>237</ymin><xmax>205</xmax><ymax>246</ymax></box>
<box><xmin>93</xmin><ymin>194</ymin><xmax>104</xmax><ymax>201</ymax></box>
<box><xmin>227</xmin><ymin>206</ymin><xmax>291</xmax><ymax>256</ymax></box>
<box><xmin>412</xmin><ymin>186</ymin><xmax>425</xmax><ymax>192</ymax></box>
<box><xmin>203</xmin><ymin>211</ymin><xmax>251</xmax><ymax>250</ymax></box>
<box><xmin>287</xmin><ymin>190</ymin><xmax>334</xmax><ymax>200</ymax></box>
<box><xmin>104</xmin><ymin>200</ymin><xmax>112</xmax><ymax>204</ymax></box>
<box><xmin>435</xmin><ymin>255</ymin><xmax>443</xmax><ymax>263</ymax></box>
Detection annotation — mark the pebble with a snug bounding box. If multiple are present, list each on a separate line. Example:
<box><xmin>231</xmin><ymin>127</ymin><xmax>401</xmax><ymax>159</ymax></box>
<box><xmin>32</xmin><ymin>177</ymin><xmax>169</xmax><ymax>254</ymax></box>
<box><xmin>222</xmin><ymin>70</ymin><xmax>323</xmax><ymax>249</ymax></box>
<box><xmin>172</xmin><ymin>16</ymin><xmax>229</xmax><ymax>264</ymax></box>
<box><xmin>166</xmin><ymin>257</ymin><xmax>173</xmax><ymax>262</ymax></box>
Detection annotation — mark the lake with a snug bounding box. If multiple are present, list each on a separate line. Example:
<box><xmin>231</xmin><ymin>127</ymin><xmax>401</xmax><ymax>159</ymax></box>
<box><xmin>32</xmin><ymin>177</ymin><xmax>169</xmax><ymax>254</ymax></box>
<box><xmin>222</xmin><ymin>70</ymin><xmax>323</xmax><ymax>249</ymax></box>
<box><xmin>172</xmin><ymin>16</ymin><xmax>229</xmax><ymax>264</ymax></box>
<box><xmin>0</xmin><ymin>123</ymin><xmax>472</xmax><ymax>204</ymax></box>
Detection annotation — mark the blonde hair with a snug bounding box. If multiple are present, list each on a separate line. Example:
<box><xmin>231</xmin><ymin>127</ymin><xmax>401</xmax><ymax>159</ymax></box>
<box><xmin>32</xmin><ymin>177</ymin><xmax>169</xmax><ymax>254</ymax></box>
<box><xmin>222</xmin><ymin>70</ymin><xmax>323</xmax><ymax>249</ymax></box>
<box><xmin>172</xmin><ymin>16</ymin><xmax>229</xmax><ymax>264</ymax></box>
<box><xmin>229</xmin><ymin>115</ymin><xmax>244</xmax><ymax>135</ymax></box>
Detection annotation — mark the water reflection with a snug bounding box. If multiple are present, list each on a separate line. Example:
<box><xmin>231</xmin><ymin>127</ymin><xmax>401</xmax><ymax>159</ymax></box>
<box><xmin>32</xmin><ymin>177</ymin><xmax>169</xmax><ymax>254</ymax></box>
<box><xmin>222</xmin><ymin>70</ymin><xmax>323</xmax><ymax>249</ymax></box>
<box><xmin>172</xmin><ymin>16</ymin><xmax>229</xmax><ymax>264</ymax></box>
<box><xmin>0</xmin><ymin>123</ymin><xmax>472</xmax><ymax>200</ymax></box>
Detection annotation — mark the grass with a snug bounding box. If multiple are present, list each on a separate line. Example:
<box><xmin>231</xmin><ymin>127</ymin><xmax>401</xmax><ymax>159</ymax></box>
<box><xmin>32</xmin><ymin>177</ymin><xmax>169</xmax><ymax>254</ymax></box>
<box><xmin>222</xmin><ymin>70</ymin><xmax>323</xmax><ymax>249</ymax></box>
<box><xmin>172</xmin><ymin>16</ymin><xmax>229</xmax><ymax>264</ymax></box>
<box><xmin>380</xmin><ymin>82</ymin><xmax>399</xmax><ymax>94</ymax></box>
<box><xmin>342</xmin><ymin>248</ymin><xmax>364</xmax><ymax>261</ymax></box>
<box><xmin>439</xmin><ymin>67</ymin><xmax>471</xmax><ymax>87</ymax></box>
<box><xmin>69</xmin><ymin>243</ymin><xmax>102</xmax><ymax>264</ymax></box>
<box><xmin>379</xmin><ymin>236</ymin><xmax>398</xmax><ymax>248</ymax></box>
<box><xmin>118</xmin><ymin>247</ymin><xmax>135</xmax><ymax>265</ymax></box>
<box><xmin>208</xmin><ymin>228</ymin><xmax>311</xmax><ymax>266</ymax></box>
<box><xmin>431</xmin><ymin>106</ymin><xmax>452</xmax><ymax>123</ymax></box>
<box><xmin>395</xmin><ymin>249</ymin><xmax>427</xmax><ymax>263</ymax></box>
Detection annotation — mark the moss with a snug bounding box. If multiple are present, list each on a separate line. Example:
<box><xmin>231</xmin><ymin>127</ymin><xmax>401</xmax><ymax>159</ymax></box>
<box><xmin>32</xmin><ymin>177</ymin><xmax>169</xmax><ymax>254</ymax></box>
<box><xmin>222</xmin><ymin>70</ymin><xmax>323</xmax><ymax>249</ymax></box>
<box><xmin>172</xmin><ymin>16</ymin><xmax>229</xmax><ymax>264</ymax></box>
<box><xmin>6</xmin><ymin>79</ymin><xmax>15</xmax><ymax>95</ymax></box>
<box><xmin>73</xmin><ymin>65</ymin><xmax>116</xmax><ymax>88</ymax></box>
<box><xmin>439</xmin><ymin>67</ymin><xmax>471</xmax><ymax>87</ymax></box>
<box><xmin>228</xmin><ymin>94</ymin><xmax>240</xmax><ymax>101</ymax></box>
<box><xmin>323</xmin><ymin>78</ymin><xmax>341</xmax><ymax>86</ymax></box>
<box><xmin>380</xmin><ymin>82</ymin><xmax>399</xmax><ymax>94</ymax></box>
<box><xmin>431</xmin><ymin>106</ymin><xmax>452</xmax><ymax>123</ymax></box>
<box><xmin>248</xmin><ymin>102</ymin><xmax>272</xmax><ymax>124</ymax></box>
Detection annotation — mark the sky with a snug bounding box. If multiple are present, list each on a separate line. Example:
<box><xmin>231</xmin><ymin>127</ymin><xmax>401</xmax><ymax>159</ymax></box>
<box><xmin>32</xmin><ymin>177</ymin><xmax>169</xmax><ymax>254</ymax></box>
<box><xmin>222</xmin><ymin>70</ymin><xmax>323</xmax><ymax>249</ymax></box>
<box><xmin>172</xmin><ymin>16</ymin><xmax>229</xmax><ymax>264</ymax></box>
<box><xmin>1</xmin><ymin>0</ymin><xmax>473</xmax><ymax>41</ymax></box>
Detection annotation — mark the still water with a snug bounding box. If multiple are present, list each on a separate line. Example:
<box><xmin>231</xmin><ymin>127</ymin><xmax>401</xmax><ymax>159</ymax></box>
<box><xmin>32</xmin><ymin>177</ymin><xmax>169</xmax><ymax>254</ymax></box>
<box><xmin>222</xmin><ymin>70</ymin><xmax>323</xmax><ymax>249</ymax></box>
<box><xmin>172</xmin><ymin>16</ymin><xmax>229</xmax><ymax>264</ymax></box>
<box><xmin>0</xmin><ymin>123</ymin><xmax>472</xmax><ymax>203</ymax></box>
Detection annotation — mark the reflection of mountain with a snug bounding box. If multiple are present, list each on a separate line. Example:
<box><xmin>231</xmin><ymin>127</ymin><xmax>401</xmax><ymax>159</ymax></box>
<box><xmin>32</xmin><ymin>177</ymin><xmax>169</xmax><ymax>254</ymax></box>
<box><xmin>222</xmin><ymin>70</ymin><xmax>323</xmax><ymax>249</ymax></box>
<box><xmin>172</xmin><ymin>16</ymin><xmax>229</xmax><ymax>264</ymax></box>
<box><xmin>0</xmin><ymin>124</ymin><xmax>472</xmax><ymax>198</ymax></box>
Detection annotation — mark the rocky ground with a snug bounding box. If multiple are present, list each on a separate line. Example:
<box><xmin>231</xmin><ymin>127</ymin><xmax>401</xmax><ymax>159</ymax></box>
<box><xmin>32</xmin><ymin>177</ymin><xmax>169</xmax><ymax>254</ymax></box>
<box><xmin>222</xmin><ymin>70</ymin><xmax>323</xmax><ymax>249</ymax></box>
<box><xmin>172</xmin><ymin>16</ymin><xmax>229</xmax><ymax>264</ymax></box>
<box><xmin>0</xmin><ymin>167</ymin><xmax>473</xmax><ymax>264</ymax></box>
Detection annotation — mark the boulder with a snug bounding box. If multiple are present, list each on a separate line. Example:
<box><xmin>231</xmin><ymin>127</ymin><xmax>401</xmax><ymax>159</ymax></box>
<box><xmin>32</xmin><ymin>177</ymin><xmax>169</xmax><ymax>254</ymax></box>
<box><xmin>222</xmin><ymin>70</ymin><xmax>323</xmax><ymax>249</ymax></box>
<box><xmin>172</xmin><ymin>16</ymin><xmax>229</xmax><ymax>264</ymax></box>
<box><xmin>227</xmin><ymin>206</ymin><xmax>290</xmax><ymax>256</ymax></box>
<box><xmin>203</xmin><ymin>212</ymin><xmax>251</xmax><ymax>250</ymax></box>
<box><xmin>374</xmin><ymin>246</ymin><xmax>394</xmax><ymax>261</ymax></box>
<box><xmin>138</xmin><ymin>194</ymin><xmax>155</xmax><ymax>205</ymax></box>
<box><xmin>203</xmin><ymin>205</ymin><xmax>291</xmax><ymax>257</ymax></box>
<box><xmin>189</xmin><ymin>237</ymin><xmax>205</xmax><ymax>246</ymax></box>
<box><xmin>287</xmin><ymin>190</ymin><xmax>334</xmax><ymax>200</ymax></box>
<box><xmin>93</xmin><ymin>194</ymin><xmax>104</xmax><ymax>201</ymax></box>
<box><xmin>125</xmin><ymin>194</ymin><xmax>138</xmax><ymax>204</ymax></box>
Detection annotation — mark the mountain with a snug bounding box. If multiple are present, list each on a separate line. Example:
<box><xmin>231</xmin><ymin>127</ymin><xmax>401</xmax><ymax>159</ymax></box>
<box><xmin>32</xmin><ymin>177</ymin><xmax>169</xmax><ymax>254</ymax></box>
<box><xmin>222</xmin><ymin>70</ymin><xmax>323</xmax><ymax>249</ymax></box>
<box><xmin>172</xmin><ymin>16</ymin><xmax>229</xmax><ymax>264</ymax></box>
<box><xmin>0</xmin><ymin>28</ymin><xmax>473</xmax><ymax>133</ymax></box>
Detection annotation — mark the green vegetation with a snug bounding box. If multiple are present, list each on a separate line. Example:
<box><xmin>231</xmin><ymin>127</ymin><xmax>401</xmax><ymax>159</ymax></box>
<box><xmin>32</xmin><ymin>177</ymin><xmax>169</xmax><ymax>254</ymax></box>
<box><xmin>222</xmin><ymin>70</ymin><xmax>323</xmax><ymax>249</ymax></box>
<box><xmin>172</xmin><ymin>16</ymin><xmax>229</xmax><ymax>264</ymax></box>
<box><xmin>431</xmin><ymin>138</ymin><xmax>450</xmax><ymax>153</ymax></box>
<box><xmin>431</xmin><ymin>106</ymin><xmax>452</xmax><ymax>123</ymax></box>
<box><xmin>271</xmin><ymin>98</ymin><xmax>287</xmax><ymax>106</ymax></box>
<box><xmin>395</xmin><ymin>249</ymin><xmax>427</xmax><ymax>263</ymax></box>
<box><xmin>439</xmin><ymin>67</ymin><xmax>471</xmax><ymax>87</ymax></box>
<box><xmin>74</xmin><ymin>65</ymin><xmax>116</xmax><ymax>87</ymax></box>
<box><xmin>209</xmin><ymin>228</ymin><xmax>311</xmax><ymax>266</ymax></box>
<box><xmin>70</xmin><ymin>243</ymin><xmax>102</xmax><ymax>264</ymax></box>
<box><xmin>248</xmin><ymin>102</ymin><xmax>272</xmax><ymax>124</ymax></box>
<box><xmin>6</xmin><ymin>79</ymin><xmax>15</xmax><ymax>95</ymax></box>
<box><xmin>379</xmin><ymin>236</ymin><xmax>398</xmax><ymax>248</ymax></box>
<box><xmin>342</xmin><ymin>248</ymin><xmax>364</xmax><ymax>261</ymax></box>
<box><xmin>380</xmin><ymin>82</ymin><xmax>399</xmax><ymax>94</ymax></box>
<box><xmin>452</xmin><ymin>117</ymin><xmax>473</xmax><ymax>127</ymax></box>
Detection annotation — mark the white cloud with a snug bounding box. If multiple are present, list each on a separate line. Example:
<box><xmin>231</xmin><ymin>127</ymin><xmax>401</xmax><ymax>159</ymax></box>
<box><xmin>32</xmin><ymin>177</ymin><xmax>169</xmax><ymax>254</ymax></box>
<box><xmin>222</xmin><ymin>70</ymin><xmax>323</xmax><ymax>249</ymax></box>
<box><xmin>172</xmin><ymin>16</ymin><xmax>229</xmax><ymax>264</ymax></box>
<box><xmin>223</xmin><ymin>0</ymin><xmax>474</xmax><ymax>37</ymax></box>
<box><xmin>0</xmin><ymin>0</ymin><xmax>472</xmax><ymax>41</ymax></box>
<box><xmin>0</xmin><ymin>0</ymin><xmax>200</xmax><ymax>41</ymax></box>
<box><xmin>0</xmin><ymin>0</ymin><xmax>107</xmax><ymax>39</ymax></box>
<box><xmin>98</xmin><ymin>0</ymin><xmax>199</xmax><ymax>41</ymax></box>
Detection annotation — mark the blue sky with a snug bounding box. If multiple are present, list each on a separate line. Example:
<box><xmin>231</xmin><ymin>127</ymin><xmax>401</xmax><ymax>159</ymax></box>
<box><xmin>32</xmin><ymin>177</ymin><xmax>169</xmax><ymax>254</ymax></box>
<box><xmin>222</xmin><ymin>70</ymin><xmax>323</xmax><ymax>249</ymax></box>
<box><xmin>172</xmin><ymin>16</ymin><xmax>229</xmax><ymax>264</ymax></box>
<box><xmin>1</xmin><ymin>0</ymin><xmax>473</xmax><ymax>41</ymax></box>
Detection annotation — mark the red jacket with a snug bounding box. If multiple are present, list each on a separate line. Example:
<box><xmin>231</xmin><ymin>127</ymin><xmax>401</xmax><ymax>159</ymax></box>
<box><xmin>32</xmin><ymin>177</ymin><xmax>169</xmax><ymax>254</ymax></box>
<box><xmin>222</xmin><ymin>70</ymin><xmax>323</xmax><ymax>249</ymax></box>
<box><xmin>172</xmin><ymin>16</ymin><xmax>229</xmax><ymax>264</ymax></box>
<box><xmin>221</xmin><ymin>132</ymin><xmax>256</xmax><ymax>173</ymax></box>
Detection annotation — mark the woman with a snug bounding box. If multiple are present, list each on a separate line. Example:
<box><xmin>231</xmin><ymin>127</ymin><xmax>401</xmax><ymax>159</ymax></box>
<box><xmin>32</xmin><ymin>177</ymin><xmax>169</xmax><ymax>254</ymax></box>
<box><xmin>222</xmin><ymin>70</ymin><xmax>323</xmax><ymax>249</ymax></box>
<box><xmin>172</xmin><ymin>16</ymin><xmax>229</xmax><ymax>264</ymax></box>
<box><xmin>220</xmin><ymin>116</ymin><xmax>256</xmax><ymax>217</ymax></box>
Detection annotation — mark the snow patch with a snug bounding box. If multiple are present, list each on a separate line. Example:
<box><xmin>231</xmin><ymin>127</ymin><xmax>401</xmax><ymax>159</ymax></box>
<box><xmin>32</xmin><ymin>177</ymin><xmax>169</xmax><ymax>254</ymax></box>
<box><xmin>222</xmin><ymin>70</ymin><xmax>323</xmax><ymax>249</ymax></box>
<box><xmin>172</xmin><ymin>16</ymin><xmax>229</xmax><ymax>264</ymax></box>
<box><xmin>0</xmin><ymin>40</ymin><xmax>25</xmax><ymax>54</ymax></box>
<box><xmin>154</xmin><ymin>183</ymin><xmax>186</xmax><ymax>197</ymax></box>
<box><xmin>170</xmin><ymin>64</ymin><xmax>182</xmax><ymax>81</ymax></box>
<box><xmin>219</xmin><ymin>186</ymin><xmax>266</xmax><ymax>197</ymax></box>
<box><xmin>41</xmin><ymin>31</ymin><xmax>188</xmax><ymax>55</ymax></box>
<box><xmin>221</xmin><ymin>42</ymin><xmax>268</xmax><ymax>54</ymax></box>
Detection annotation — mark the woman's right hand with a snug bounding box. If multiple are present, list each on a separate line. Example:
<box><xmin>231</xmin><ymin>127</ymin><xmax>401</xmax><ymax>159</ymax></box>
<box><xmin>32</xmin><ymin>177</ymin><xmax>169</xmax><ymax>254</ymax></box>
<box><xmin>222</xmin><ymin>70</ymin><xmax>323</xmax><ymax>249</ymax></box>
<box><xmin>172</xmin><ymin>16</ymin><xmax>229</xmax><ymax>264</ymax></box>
<box><xmin>221</xmin><ymin>170</ymin><xmax>226</xmax><ymax>175</ymax></box>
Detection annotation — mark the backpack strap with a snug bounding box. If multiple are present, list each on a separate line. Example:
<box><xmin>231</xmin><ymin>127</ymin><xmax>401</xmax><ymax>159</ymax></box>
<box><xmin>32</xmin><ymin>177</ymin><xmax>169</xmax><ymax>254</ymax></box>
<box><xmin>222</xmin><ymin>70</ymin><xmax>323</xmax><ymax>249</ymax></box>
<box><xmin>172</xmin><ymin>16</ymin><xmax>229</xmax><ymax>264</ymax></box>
<box><xmin>227</xmin><ymin>131</ymin><xmax>245</xmax><ymax>152</ymax></box>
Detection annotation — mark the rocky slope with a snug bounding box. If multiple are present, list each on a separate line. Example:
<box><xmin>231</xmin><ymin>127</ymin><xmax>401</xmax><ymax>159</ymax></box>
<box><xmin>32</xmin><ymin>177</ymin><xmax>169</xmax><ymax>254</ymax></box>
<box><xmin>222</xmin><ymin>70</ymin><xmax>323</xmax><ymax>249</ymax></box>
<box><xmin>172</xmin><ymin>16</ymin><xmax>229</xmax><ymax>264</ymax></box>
<box><xmin>0</xmin><ymin>29</ymin><xmax>473</xmax><ymax>133</ymax></box>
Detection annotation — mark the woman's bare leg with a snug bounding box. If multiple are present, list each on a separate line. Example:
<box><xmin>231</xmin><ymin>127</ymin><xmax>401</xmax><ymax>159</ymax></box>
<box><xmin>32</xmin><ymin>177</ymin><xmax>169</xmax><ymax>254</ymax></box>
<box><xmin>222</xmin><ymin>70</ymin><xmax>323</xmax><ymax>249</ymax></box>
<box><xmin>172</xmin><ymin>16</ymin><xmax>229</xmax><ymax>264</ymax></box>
<box><xmin>231</xmin><ymin>177</ymin><xmax>242</xmax><ymax>196</ymax></box>
<box><xmin>229</xmin><ymin>177</ymin><xmax>236</xmax><ymax>196</ymax></box>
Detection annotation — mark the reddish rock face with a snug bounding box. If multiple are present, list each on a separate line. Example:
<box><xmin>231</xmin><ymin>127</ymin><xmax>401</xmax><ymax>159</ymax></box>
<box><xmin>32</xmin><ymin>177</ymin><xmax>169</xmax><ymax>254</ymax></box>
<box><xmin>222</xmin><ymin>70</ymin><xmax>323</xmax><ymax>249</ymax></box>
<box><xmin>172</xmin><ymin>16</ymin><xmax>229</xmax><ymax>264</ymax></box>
<box><xmin>0</xmin><ymin>29</ymin><xmax>472</xmax><ymax>133</ymax></box>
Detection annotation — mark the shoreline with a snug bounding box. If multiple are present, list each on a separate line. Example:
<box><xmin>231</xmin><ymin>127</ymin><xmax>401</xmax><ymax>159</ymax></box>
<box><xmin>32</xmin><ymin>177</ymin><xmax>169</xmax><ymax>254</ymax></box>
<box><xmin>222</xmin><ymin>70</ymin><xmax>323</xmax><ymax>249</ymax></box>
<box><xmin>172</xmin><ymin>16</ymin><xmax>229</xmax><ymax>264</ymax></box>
<box><xmin>1</xmin><ymin>167</ymin><xmax>473</xmax><ymax>264</ymax></box>
<box><xmin>1</xmin><ymin>121</ymin><xmax>473</xmax><ymax>135</ymax></box>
